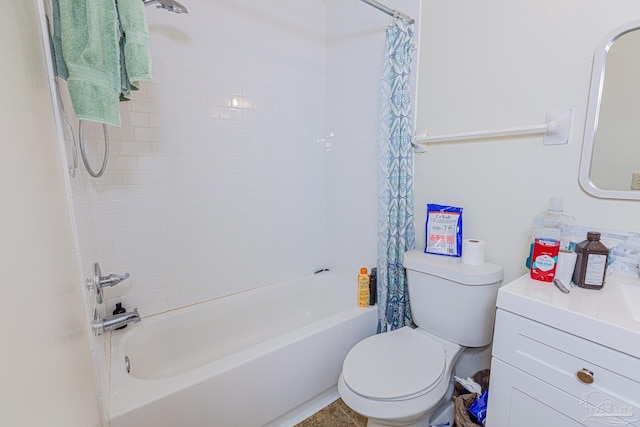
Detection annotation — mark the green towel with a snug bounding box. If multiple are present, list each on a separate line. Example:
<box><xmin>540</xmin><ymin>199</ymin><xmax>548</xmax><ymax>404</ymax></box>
<box><xmin>56</xmin><ymin>0</ymin><xmax>121</xmax><ymax>126</ymax></box>
<box><xmin>117</xmin><ymin>0</ymin><xmax>152</xmax><ymax>88</ymax></box>
<box><xmin>49</xmin><ymin>0</ymin><xmax>68</xmax><ymax>80</ymax></box>
<box><xmin>51</xmin><ymin>0</ymin><xmax>152</xmax><ymax>126</ymax></box>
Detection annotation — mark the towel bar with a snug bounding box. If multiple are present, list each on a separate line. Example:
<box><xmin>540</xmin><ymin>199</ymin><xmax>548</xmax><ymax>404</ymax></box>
<box><xmin>412</xmin><ymin>110</ymin><xmax>573</xmax><ymax>152</ymax></box>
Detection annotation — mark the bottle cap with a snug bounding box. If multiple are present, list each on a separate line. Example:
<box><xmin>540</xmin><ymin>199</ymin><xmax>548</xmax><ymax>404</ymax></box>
<box><xmin>360</xmin><ymin>267</ymin><xmax>367</xmax><ymax>274</ymax></box>
<box><xmin>548</xmin><ymin>196</ymin><xmax>564</xmax><ymax>212</ymax></box>
<box><xmin>587</xmin><ymin>231</ymin><xmax>601</xmax><ymax>240</ymax></box>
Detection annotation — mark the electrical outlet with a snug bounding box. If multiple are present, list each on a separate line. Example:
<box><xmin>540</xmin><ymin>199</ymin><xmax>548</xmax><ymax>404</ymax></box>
<box><xmin>631</xmin><ymin>173</ymin><xmax>640</xmax><ymax>190</ymax></box>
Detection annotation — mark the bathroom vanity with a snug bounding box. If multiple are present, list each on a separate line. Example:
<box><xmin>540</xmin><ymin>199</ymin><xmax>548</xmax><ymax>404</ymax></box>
<box><xmin>487</xmin><ymin>273</ymin><xmax>640</xmax><ymax>426</ymax></box>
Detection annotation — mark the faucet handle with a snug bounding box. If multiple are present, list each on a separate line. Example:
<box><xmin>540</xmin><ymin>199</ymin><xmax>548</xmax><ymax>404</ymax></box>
<box><xmin>87</xmin><ymin>262</ymin><xmax>131</xmax><ymax>304</ymax></box>
<box><xmin>99</xmin><ymin>272</ymin><xmax>131</xmax><ymax>288</ymax></box>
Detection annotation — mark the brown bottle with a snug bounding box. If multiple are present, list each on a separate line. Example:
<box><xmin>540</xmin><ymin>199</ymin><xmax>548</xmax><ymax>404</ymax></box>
<box><xmin>572</xmin><ymin>232</ymin><xmax>609</xmax><ymax>290</ymax></box>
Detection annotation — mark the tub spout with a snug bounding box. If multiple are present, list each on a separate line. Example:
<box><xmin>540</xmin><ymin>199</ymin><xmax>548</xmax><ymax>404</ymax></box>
<box><xmin>93</xmin><ymin>309</ymin><xmax>141</xmax><ymax>335</ymax></box>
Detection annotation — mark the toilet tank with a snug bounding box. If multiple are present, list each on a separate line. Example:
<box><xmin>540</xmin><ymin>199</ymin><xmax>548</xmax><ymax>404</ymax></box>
<box><xmin>402</xmin><ymin>250</ymin><xmax>503</xmax><ymax>347</ymax></box>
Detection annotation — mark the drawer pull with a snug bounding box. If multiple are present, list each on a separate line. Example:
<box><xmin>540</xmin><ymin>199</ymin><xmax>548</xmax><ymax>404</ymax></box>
<box><xmin>576</xmin><ymin>368</ymin><xmax>594</xmax><ymax>384</ymax></box>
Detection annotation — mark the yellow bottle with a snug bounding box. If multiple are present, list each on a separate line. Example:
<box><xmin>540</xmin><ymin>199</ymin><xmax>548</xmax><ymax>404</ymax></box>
<box><xmin>358</xmin><ymin>267</ymin><xmax>370</xmax><ymax>307</ymax></box>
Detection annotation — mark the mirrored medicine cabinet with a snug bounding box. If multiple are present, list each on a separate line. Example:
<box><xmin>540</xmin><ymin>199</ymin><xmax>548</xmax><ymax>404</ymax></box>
<box><xmin>580</xmin><ymin>19</ymin><xmax>640</xmax><ymax>200</ymax></box>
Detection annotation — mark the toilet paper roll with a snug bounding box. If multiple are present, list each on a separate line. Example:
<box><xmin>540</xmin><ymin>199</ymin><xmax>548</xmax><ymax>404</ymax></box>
<box><xmin>462</xmin><ymin>239</ymin><xmax>485</xmax><ymax>265</ymax></box>
<box><xmin>555</xmin><ymin>250</ymin><xmax>577</xmax><ymax>287</ymax></box>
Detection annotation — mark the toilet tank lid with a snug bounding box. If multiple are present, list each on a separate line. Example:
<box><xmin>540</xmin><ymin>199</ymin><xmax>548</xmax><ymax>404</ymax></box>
<box><xmin>402</xmin><ymin>250</ymin><xmax>503</xmax><ymax>285</ymax></box>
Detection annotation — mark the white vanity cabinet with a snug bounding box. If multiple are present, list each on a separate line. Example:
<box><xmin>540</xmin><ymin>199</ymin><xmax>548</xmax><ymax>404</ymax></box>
<box><xmin>486</xmin><ymin>274</ymin><xmax>640</xmax><ymax>427</ymax></box>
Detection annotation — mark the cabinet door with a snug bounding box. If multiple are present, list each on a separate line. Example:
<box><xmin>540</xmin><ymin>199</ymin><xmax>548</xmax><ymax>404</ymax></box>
<box><xmin>487</xmin><ymin>358</ymin><xmax>638</xmax><ymax>427</ymax></box>
<box><xmin>492</xmin><ymin>309</ymin><xmax>640</xmax><ymax>413</ymax></box>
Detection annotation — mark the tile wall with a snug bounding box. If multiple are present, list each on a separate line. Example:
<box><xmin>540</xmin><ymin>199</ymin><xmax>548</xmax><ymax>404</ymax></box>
<box><xmin>68</xmin><ymin>0</ymin><xmax>328</xmax><ymax>319</ymax></box>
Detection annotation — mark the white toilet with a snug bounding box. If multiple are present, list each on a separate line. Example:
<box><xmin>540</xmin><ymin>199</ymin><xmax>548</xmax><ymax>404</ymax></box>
<box><xmin>338</xmin><ymin>249</ymin><xmax>503</xmax><ymax>427</ymax></box>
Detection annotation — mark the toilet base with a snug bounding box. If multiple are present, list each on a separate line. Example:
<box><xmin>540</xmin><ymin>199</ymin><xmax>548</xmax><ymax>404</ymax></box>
<box><xmin>363</xmin><ymin>391</ymin><xmax>454</xmax><ymax>427</ymax></box>
<box><xmin>365</xmin><ymin>414</ymin><xmax>430</xmax><ymax>427</ymax></box>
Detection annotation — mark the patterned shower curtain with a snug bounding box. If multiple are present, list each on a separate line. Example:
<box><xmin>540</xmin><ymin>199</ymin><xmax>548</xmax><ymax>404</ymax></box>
<box><xmin>377</xmin><ymin>18</ymin><xmax>416</xmax><ymax>333</ymax></box>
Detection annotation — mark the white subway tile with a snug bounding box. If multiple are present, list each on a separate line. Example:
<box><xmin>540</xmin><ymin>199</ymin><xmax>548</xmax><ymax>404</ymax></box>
<box><xmin>130</xmin><ymin>112</ymin><xmax>150</xmax><ymax>127</ymax></box>
<box><xmin>153</xmin><ymin>284</ymin><xmax>181</xmax><ymax>301</ymax></box>
<box><xmin>137</xmin><ymin>300</ymin><xmax>169</xmax><ymax>317</ymax></box>
<box><xmin>130</xmin><ymin>98</ymin><xmax>164</xmax><ymax>114</ymax></box>
<box><xmin>113</xmin><ymin>240</ymin><xmax>148</xmax><ymax>257</ymax></box>
<box><xmin>167</xmin><ymin>293</ymin><xmax>195</xmax><ymax>311</ymax></box>
<box><xmin>96</xmin><ymin>228</ymin><xmax>134</xmax><ymax>244</ymax></box>
<box><xmin>98</xmin><ymin>243</ymin><xmax>115</xmax><ymax>259</ymax></box>
<box><xmin>120</xmin><ymin>292</ymin><xmax>154</xmax><ymax>308</ymax></box>
<box><xmin>134</xmin><ymin>127</ymin><xmax>167</xmax><ymax>142</ymax></box>
<box><xmin>125</xmin><ymin>198</ymin><xmax>159</xmax><ymax>213</ymax></box>
<box><xmin>118</xmin><ymin>141</ymin><xmax>153</xmax><ymax>156</ymax></box>
<box><xmin>135</xmin><ymin>275</ymin><xmax>169</xmax><ymax>293</ymax></box>
<box><xmin>91</xmin><ymin>200</ymin><xmax>126</xmax><ymax>216</ymax></box>
<box><xmin>109</xmin><ymin>126</ymin><xmax>134</xmax><ymax>142</ymax></box>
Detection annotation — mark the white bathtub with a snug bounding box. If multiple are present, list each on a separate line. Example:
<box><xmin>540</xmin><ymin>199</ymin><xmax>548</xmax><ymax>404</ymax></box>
<box><xmin>109</xmin><ymin>273</ymin><xmax>377</xmax><ymax>427</ymax></box>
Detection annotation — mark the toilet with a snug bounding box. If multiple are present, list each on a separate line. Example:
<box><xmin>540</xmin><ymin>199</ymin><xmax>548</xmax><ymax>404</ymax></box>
<box><xmin>338</xmin><ymin>249</ymin><xmax>503</xmax><ymax>427</ymax></box>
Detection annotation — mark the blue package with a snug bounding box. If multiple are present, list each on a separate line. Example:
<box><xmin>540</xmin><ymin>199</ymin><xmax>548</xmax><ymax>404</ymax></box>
<box><xmin>425</xmin><ymin>204</ymin><xmax>463</xmax><ymax>257</ymax></box>
<box><xmin>468</xmin><ymin>389</ymin><xmax>489</xmax><ymax>425</ymax></box>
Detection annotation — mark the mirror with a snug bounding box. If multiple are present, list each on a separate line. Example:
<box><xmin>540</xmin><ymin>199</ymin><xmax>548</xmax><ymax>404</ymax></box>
<box><xmin>580</xmin><ymin>19</ymin><xmax>640</xmax><ymax>200</ymax></box>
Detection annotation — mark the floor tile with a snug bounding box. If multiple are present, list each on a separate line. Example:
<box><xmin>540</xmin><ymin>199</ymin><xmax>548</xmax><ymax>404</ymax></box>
<box><xmin>295</xmin><ymin>399</ymin><xmax>367</xmax><ymax>427</ymax></box>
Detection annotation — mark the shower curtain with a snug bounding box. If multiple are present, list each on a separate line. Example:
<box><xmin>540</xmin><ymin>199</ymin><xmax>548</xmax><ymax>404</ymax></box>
<box><xmin>377</xmin><ymin>18</ymin><xmax>415</xmax><ymax>333</ymax></box>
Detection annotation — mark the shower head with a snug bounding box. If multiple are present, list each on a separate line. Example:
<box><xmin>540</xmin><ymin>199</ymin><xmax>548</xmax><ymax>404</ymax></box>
<box><xmin>142</xmin><ymin>0</ymin><xmax>188</xmax><ymax>14</ymax></box>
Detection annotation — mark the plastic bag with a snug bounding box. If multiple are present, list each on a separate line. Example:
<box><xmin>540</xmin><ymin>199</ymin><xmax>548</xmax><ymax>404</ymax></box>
<box><xmin>425</xmin><ymin>204</ymin><xmax>463</xmax><ymax>257</ymax></box>
<box><xmin>468</xmin><ymin>389</ymin><xmax>489</xmax><ymax>426</ymax></box>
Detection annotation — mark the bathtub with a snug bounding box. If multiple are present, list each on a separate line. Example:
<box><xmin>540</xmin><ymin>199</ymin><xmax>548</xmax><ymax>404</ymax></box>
<box><xmin>109</xmin><ymin>273</ymin><xmax>377</xmax><ymax>427</ymax></box>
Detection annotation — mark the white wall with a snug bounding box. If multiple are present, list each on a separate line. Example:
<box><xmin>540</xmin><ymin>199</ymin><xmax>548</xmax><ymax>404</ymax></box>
<box><xmin>415</xmin><ymin>0</ymin><xmax>640</xmax><ymax>284</ymax></box>
<box><xmin>0</xmin><ymin>2</ymin><xmax>100</xmax><ymax>426</ymax></box>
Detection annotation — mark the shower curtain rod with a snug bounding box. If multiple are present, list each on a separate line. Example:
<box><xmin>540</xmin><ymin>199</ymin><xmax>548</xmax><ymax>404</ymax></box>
<box><xmin>360</xmin><ymin>0</ymin><xmax>415</xmax><ymax>24</ymax></box>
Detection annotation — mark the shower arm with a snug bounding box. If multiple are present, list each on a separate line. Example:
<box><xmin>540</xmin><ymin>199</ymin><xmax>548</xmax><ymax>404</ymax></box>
<box><xmin>142</xmin><ymin>0</ymin><xmax>189</xmax><ymax>14</ymax></box>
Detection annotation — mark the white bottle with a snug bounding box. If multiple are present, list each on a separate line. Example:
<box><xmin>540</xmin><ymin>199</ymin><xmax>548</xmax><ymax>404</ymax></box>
<box><xmin>526</xmin><ymin>197</ymin><xmax>575</xmax><ymax>269</ymax></box>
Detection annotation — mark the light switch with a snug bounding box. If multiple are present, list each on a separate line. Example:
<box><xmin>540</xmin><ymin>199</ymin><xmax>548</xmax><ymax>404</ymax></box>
<box><xmin>631</xmin><ymin>173</ymin><xmax>640</xmax><ymax>190</ymax></box>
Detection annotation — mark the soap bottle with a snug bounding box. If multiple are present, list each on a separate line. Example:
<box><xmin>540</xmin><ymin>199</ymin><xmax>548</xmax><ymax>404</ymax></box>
<box><xmin>369</xmin><ymin>267</ymin><xmax>377</xmax><ymax>306</ymax></box>
<box><xmin>572</xmin><ymin>232</ymin><xmax>609</xmax><ymax>290</ymax></box>
<box><xmin>358</xmin><ymin>267</ymin><xmax>370</xmax><ymax>307</ymax></box>
<box><xmin>113</xmin><ymin>302</ymin><xmax>128</xmax><ymax>329</ymax></box>
<box><xmin>526</xmin><ymin>197</ymin><xmax>575</xmax><ymax>269</ymax></box>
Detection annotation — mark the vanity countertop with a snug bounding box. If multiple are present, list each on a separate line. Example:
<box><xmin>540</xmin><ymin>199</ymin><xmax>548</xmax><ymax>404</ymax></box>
<box><xmin>496</xmin><ymin>272</ymin><xmax>640</xmax><ymax>358</ymax></box>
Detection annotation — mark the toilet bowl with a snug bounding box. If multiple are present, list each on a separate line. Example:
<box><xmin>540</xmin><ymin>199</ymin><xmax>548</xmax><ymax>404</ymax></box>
<box><xmin>339</xmin><ymin>250</ymin><xmax>503</xmax><ymax>426</ymax></box>
<box><xmin>338</xmin><ymin>327</ymin><xmax>463</xmax><ymax>426</ymax></box>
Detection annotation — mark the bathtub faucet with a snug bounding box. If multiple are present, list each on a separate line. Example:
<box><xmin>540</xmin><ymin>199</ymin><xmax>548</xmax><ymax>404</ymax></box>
<box><xmin>92</xmin><ymin>308</ymin><xmax>141</xmax><ymax>335</ymax></box>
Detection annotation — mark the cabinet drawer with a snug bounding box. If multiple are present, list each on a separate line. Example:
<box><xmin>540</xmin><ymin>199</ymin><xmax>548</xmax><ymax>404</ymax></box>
<box><xmin>487</xmin><ymin>358</ymin><xmax>636</xmax><ymax>427</ymax></box>
<box><xmin>493</xmin><ymin>309</ymin><xmax>640</xmax><ymax>420</ymax></box>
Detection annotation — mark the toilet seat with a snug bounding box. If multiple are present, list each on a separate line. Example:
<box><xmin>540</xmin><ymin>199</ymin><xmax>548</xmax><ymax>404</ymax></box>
<box><xmin>342</xmin><ymin>327</ymin><xmax>445</xmax><ymax>401</ymax></box>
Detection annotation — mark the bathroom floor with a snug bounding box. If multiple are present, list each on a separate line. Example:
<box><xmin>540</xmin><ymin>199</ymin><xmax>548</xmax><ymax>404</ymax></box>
<box><xmin>295</xmin><ymin>399</ymin><xmax>367</xmax><ymax>427</ymax></box>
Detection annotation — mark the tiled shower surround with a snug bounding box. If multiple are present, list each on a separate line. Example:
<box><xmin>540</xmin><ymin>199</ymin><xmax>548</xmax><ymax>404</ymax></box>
<box><xmin>71</xmin><ymin>0</ymin><xmax>329</xmax><ymax>318</ymax></box>
<box><xmin>56</xmin><ymin>0</ymin><xmax>420</xmax><ymax>423</ymax></box>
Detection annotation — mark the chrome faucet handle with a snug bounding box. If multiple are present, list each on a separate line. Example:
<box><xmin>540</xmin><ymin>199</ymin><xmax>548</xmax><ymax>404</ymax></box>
<box><xmin>86</xmin><ymin>262</ymin><xmax>131</xmax><ymax>304</ymax></box>
<box><xmin>99</xmin><ymin>272</ymin><xmax>131</xmax><ymax>288</ymax></box>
